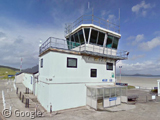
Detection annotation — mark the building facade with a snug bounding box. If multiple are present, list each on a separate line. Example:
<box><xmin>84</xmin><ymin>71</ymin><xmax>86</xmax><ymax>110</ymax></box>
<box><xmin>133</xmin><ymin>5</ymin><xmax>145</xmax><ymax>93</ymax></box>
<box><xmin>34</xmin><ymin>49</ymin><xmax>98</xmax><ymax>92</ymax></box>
<box><xmin>37</xmin><ymin>14</ymin><xmax>128</xmax><ymax>111</ymax></box>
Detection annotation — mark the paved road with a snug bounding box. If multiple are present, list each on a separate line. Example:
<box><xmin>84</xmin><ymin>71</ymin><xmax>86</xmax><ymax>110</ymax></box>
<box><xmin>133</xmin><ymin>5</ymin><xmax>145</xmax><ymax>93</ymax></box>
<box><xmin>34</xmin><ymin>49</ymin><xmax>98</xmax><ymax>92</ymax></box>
<box><xmin>1</xmin><ymin>80</ymin><xmax>160</xmax><ymax>120</ymax></box>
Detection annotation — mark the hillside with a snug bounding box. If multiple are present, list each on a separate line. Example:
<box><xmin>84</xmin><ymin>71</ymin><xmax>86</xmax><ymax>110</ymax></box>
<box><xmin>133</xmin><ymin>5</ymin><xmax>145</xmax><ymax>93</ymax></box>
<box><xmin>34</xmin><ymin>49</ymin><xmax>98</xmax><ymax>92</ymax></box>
<box><xmin>0</xmin><ymin>65</ymin><xmax>19</xmax><ymax>79</ymax></box>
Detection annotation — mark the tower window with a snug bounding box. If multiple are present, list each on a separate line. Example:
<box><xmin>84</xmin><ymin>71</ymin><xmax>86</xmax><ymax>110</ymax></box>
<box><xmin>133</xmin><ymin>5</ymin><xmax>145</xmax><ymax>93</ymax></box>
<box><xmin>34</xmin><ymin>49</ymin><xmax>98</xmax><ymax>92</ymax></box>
<box><xmin>112</xmin><ymin>37</ymin><xmax>119</xmax><ymax>49</ymax></box>
<box><xmin>97</xmin><ymin>32</ymin><xmax>105</xmax><ymax>46</ymax></box>
<box><xmin>91</xmin><ymin>69</ymin><xmax>97</xmax><ymax>77</ymax></box>
<box><xmin>107</xmin><ymin>62</ymin><xmax>113</xmax><ymax>70</ymax></box>
<box><xmin>78</xmin><ymin>30</ymin><xmax>85</xmax><ymax>44</ymax></box>
<box><xmin>67</xmin><ymin>58</ymin><xmax>77</xmax><ymax>68</ymax></box>
<box><xmin>90</xmin><ymin>29</ymin><xmax>98</xmax><ymax>44</ymax></box>
<box><xmin>84</xmin><ymin>28</ymin><xmax>90</xmax><ymax>43</ymax></box>
<box><xmin>106</xmin><ymin>35</ymin><xmax>113</xmax><ymax>48</ymax></box>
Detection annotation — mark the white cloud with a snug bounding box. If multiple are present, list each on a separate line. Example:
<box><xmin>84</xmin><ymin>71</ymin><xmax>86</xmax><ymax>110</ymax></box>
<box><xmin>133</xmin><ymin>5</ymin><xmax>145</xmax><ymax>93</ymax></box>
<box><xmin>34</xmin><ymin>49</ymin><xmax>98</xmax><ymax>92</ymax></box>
<box><xmin>154</xmin><ymin>31</ymin><xmax>160</xmax><ymax>36</ymax></box>
<box><xmin>128</xmin><ymin>34</ymin><xmax>144</xmax><ymax>45</ymax></box>
<box><xmin>127</xmin><ymin>36</ymin><xmax>135</xmax><ymax>41</ymax></box>
<box><xmin>139</xmin><ymin>37</ymin><xmax>160</xmax><ymax>51</ymax></box>
<box><xmin>101</xmin><ymin>10</ymin><xmax>110</xmax><ymax>18</ymax></box>
<box><xmin>129</xmin><ymin>54</ymin><xmax>145</xmax><ymax>60</ymax></box>
<box><xmin>132</xmin><ymin>1</ymin><xmax>155</xmax><ymax>16</ymax></box>
<box><xmin>107</xmin><ymin>14</ymin><xmax>116</xmax><ymax>21</ymax></box>
<box><xmin>0</xmin><ymin>17</ymin><xmax>64</xmax><ymax>69</ymax></box>
<box><xmin>116</xmin><ymin>60</ymin><xmax>160</xmax><ymax>75</ymax></box>
<box><xmin>135</xmin><ymin>34</ymin><xmax>144</xmax><ymax>42</ymax></box>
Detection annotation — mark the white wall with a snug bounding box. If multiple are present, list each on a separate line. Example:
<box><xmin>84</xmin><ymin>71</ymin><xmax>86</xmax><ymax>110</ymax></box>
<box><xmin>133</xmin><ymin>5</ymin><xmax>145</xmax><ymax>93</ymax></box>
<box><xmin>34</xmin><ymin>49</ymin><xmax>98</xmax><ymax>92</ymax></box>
<box><xmin>33</xmin><ymin>73</ymin><xmax>39</xmax><ymax>96</ymax></box>
<box><xmin>15</xmin><ymin>73</ymin><xmax>24</xmax><ymax>83</ymax></box>
<box><xmin>38</xmin><ymin>51</ymin><xmax>116</xmax><ymax>111</ymax></box>
<box><xmin>72</xmin><ymin>44</ymin><xmax>117</xmax><ymax>56</ymax></box>
<box><xmin>22</xmin><ymin>73</ymin><xmax>33</xmax><ymax>91</ymax></box>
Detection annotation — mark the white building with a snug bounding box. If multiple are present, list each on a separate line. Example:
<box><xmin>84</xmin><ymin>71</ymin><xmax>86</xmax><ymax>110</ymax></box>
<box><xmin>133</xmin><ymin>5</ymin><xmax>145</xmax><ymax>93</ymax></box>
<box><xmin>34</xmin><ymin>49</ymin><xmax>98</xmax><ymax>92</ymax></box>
<box><xmin>15</xmin><ymin>65</ymin><xmax>39</xmax><ymax>95</ymax></box>
<box><xmin>37</xmin><ymin>14</ymin><xmax>128</xmax><ymax>111</ymax></box>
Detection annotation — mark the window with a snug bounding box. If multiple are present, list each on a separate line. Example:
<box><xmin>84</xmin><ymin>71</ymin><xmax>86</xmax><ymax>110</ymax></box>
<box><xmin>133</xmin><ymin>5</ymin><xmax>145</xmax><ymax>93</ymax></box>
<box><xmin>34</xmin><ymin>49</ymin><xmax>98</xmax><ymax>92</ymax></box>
<box><xmin>31</xmin><ymin>76</ymin><xmax>32</xmax><ymax>84</ymax></box>
<box><xmin>112</xmin><ymin>37</ymin><xmax>119</xmax><ymax>49</ymax></box>
<box><xmin>91</xmin><ymin>69</ymin><xmax>97</xmax><ymax>77</ymax></box>
<box><xmin>97</xmin><ymin>32</ymin><xmax>105</xmax><ymax>46</ymax></box>
<box><xmin>67</xmin><ymin>58</ymin><xmax>77</xmax><ymax>68</ymax></box>
<box><xmin>90</xmin><ymin>29</ymin><xmax>98</xmax><ymax>44</ymax></box>
<box><xmin>107</xmin><ymin>62</ymin><xmax>113</xmax><ymax>70</ymax></box>
<box><xmin>74</xmin><ymin>33</ymin><xmax>79</xmax><ymax>43</ymax></box>
<box><xmin>78</xmin><ymin>30</ymin><xmax>85</xmax><ymax>44</ymax></box>
<box><xmin>71</xmin><ymin>35</ymin><xmax>76</xmax><ymax>48</ymax></box>
<box><xmin>41</xmin><ymin>58</ymin><xmax>43</xmax><ymax>68</ymax></box>
<box><xmin>84</xmin><ymin>28</ymin><xmax>90</xmax><ymax>43</ymax></box>
<box><xmin>71</xmin><ymin>35</ymin><xmax>74</xmax><ymax>42</ymax></box>
<box><xmin>106</xmin><ymin>35</ymin><xmax>113</xmax><ymax>48</ymax></box>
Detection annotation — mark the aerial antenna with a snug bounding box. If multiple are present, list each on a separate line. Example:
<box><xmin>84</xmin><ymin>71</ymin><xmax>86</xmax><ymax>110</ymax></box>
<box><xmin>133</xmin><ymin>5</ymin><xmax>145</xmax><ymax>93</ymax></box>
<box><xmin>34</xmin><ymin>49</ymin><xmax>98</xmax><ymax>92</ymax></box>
<box><xmin>88</xmin><ymin>2</ymin><xmax>90</xmax><ymax>9</ymax></box>
<box><xmin>119</xmin><ymin>8</ymin><xmax>120</xmax><ymax>33</ymax></box>
<box><xmin>20</xmin><ymin>57</ymin><xmax>23</xmax><ymax>72</ymax></box>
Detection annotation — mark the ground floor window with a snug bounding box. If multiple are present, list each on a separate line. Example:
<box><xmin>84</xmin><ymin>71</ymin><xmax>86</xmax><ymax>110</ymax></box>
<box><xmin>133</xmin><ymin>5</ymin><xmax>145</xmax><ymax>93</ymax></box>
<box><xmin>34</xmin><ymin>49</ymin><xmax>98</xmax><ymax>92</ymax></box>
<box><xmin>107</xmin><ymin>62</ymin><xmax>113</xmax><ymax>70</ymax></box>
<box><xmin>67</xmin><ymin>57</ymin><xmax>77</xmax><ymax>68</ymax></box>
<box><xmin>91</xmin><ymin>69</ymin><xmax>97</xmax><ymax>77</ymax></box>
<box><xmin>41</xmin><ymin>58</ymin><xmax>43</xmax><ymax>68</ymax></box>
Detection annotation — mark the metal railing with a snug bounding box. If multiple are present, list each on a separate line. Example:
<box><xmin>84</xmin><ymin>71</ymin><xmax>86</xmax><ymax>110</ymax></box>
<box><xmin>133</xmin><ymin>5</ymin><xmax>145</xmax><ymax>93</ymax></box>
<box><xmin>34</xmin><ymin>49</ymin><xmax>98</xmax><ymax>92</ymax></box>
<box><xmin>39</xmin><ymin>37</ymin><xmax>128</xmax><ymax>59</ymax></box>
<box><xmin>65</xmin><ymin>14</ymin><xmax>120</xmax><ymax>35</ymax></box>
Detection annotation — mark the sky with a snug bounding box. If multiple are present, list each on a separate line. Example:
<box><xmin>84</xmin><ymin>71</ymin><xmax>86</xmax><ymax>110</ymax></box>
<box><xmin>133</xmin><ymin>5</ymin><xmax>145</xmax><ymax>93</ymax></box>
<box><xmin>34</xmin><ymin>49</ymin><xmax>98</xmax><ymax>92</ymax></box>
<box><xmin>0</xmin><ymin>0</ymin><xmax>160</xmax><ymax>75</ymax></box>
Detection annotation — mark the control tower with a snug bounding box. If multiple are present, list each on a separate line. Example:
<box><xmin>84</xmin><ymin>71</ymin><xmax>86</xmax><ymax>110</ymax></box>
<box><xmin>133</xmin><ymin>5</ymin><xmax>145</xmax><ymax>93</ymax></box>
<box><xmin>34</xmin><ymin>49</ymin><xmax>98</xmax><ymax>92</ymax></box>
<box><xmin>38</xmin><ymin>13</ymin><xmax>129</xmax><ymax>112</ymax></box>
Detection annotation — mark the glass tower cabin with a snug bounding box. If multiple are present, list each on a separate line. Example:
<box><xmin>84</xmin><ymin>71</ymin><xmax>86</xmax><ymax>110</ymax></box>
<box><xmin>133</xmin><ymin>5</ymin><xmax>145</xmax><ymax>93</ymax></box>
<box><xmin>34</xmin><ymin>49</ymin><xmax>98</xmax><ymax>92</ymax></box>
<box><xmin>65</xmin><ymin>14</ymin><xmax>123</xmax><ymax>57</ymax></box>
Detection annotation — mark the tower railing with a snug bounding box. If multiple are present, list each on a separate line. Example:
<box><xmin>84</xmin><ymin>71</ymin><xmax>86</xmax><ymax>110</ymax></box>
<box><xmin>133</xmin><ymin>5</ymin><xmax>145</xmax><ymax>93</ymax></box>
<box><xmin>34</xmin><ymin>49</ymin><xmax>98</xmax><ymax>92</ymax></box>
<box><xmin>65</xmin><ymin>14</ymin><xmax>120</xmax><ymax>36</ymax></box>
<box><xmin>39</xmin><ymin>37</ymin><xmax>128</xmax><ymax>59</ymax></box>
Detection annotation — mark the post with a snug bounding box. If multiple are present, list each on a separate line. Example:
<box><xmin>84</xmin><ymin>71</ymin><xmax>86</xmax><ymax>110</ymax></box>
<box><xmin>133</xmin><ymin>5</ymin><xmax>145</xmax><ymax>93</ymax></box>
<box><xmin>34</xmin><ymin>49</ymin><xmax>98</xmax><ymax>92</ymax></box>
<box><xmin>25</xmin><ymin>99</ymin><xmax>27</xmax><ymax>108</ymax></box>
<box><xmin>26</xmin><ymin>88</ymin><xmax>27</xmax><ymax>94</ymax></box>
<box><xmin>16</xmin><ymin>87</ymin><xmax>18</xmax><ymax>94</ymax></box>
<box><xmin>119</xmin><ymin>66</ymin><xmax>122</xmax><ymax>83</ymax></box>
<box><xmin>28</xmin><ymin>88</ymin><xmax>29</xmax><ymax>94</ymax></box>
<box><xmin>50</xmin><ymin>105</ymin><xmax>52</xmax><ymax>114</ymax></box>
<box><xmin>19</xmin><ymin>91</ymin><xmax>21</xmax><ymax>100</ymax></box>
<box><xmin>25</xmin><ymin>99</ymin><xmax>29</xmax><ymax>108</ymax></box>
<box><xmin>28</xmin><ymin>99</ymin><xmax>29</xmax><ymax>108</ymax></box>
<box><xmin>22</xmin><ymin>95</ymin><xmax>24</xmax><ymax>103</ymax></box>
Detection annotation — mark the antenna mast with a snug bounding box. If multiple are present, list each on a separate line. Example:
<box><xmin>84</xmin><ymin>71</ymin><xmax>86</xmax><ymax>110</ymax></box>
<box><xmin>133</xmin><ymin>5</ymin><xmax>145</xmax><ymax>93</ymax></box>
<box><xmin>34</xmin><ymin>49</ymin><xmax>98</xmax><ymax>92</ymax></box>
<box><xmin>119</xmin><ymin>8</ymin><xmax>120</xmax><ymax>33</ymax></box>
<box><xmin>20</xmin><ymin>57</ymin><xmax>23</xmax><ymax>72</ymax></box>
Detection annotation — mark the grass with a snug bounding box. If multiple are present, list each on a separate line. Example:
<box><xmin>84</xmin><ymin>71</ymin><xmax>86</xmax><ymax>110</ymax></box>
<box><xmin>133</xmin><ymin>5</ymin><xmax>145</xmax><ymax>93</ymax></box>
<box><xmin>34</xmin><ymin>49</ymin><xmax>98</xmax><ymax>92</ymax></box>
<box><xmin>0</xmin><ymin>67</ymin><xmax>19</xmax><ymax>79</ymax></box>
<box><xmin>128</xmin><ymin>85</ymin><xmax>135</xmax><ymax>89</ymax></box>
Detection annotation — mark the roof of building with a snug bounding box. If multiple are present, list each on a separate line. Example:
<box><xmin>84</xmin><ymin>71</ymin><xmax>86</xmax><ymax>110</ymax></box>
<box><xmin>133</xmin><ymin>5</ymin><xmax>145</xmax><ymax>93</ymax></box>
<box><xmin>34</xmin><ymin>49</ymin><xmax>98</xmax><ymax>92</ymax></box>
<box><xmin>16</xmin><ymin>65</ymin><xmax>39</xmax><ymax>76</ymax></box>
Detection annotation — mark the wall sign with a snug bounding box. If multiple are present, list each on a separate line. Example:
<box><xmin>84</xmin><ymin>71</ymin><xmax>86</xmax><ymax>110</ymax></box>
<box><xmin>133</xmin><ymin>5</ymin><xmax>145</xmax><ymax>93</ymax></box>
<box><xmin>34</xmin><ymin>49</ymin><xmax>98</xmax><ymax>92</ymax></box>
<box><xmin>102</xmin><ymin>79</ymin><xmax>108</xmax><ymax>82</ymax></box>
<box><xmin>109</xmin><ymin>97</ymin><xmax>117</xmax><ymax>101</ymax></box>
<box><xmin>109</xmin><ymin>79</ymin><xmax>112</xmax><ymax>82</ymax></box>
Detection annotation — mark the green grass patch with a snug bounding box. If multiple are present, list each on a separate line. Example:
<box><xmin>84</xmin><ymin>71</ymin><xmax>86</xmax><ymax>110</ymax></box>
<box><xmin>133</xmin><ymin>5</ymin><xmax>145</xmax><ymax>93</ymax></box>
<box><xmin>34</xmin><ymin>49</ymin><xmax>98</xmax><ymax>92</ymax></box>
<box><xmin>128</xmin><ymin>85</ymin><xmax>135</xmax><ymax>89</ymax></box>
<box><xmin>0</xmin><ymin>67</ymin><xmax>19</xmax><ymax>79</ymax></box>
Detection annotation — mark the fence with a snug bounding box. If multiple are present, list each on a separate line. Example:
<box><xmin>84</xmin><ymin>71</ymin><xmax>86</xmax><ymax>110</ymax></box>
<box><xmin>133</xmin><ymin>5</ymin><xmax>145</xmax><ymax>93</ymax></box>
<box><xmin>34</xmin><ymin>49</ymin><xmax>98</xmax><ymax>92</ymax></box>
<box><xmin>65</xmin><ymin>14</ymin><xmax>120</xmax><ymax>35</ymax></box>
<box><xmin>127</xmin><ymin>87</ymin><xmax>158</xmax><ymax>103</ymax></box>
<box><xmin>39</xmin><ymin>37</ymin><xmax>128</xmax><ymax>59</ymax></box>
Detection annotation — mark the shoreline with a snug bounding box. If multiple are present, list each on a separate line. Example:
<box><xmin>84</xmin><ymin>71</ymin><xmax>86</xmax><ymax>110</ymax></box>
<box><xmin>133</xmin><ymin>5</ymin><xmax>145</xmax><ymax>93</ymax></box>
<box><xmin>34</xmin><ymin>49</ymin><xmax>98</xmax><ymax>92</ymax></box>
<box><xmin>116</xmin><ymin>76</ymin><xmax>160</xmax><ymax>88</ymax></box>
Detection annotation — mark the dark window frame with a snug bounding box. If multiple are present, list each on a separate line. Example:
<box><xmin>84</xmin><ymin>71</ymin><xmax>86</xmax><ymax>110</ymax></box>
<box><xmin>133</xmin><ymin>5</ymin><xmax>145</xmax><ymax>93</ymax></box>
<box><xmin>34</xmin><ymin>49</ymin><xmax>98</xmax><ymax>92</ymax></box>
<box><xmin>90</xmin><ymin>69</ymin><xmax>97</xmax><ymax>77</ymax></box>
<box><xmin>67</xmin><ymin>57</ymin><xmax>77</xmax><ymax>68</ymax></box>
<box><xmin>41</xmin><ymin>58</ymin><xmax>43</xmax><ymax>68</ymax></box>
<box><xmin>106</xmin><ymin>62</ymin><xmax>113</xmax><ymax>70</ymax></box>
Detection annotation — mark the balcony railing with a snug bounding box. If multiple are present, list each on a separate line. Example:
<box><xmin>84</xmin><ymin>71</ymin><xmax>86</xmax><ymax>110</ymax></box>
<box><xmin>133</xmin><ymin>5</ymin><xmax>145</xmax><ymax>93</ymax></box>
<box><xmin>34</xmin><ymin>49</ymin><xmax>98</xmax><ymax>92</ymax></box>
<box><xmin>39</xmin><ymin>37</ymin><xmax>128</xmax><ymax>60</ymax></box>
<box><xmin>65</xmin><ymin>14</ymin><xmax>120</xmax><ymax>35</ymax></box>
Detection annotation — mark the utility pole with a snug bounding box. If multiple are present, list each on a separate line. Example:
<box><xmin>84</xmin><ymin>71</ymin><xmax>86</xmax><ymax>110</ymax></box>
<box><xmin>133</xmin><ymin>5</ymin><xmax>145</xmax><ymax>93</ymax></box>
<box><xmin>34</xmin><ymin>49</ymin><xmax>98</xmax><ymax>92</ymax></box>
<box><xmin>20</xmin><ymin>57</ymin><xmax>23</xmax><ymax>72</ymax></box>
<box><xmin>119</xmin><ymin>66</ymin><xmax>122</xmax><ymax>83</ymax></box>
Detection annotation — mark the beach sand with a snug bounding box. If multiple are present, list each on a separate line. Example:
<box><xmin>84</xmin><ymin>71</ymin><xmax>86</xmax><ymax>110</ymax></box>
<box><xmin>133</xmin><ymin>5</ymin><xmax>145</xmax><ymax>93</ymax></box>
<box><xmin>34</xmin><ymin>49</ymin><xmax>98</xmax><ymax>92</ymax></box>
<box><xmin>116</xmin><ymin>76</ymin><xmax>160</xmax><ymax>88</ymax></box>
